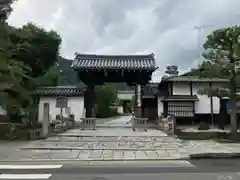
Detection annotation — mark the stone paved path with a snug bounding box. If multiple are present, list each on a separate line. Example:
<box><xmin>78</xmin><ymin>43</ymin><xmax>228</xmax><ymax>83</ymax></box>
<box><xmin>59</xmin><ymin>128</ymin><xmax>167</xmax><ymax>137</ymax></box>
<box><xmin>103</xmin><ymin>116</ymin><xmax>131</xmax><ymax>126</ymax></box>
<box><xmin>9</xmin><ymin>138</ymin><xmax>240</xmax><ymax>161</ymax></box>
<box><xmin>3</xmin><ymin>126</ymin><xmax>240</xmax><ymax>161</ymax></box>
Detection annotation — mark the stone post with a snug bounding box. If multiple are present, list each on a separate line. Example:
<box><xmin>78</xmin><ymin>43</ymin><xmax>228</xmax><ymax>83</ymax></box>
<box><xmin>42</xmin><ymin>103</ymin><xmax>49</xmax><ymax>137</ymax></box>
<box><xmin>135</xmin><ymin>84</ymin><xmax>142</xmax><ymax>118</ymax></box>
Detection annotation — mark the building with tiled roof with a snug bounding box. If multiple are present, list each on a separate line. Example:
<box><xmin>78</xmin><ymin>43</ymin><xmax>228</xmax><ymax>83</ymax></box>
<box><xmin>37</xmin><ymin>86</ymin><xmax>85</xmax><ymax>124</ymax></box>
<box><xmin>37</xmin><ymin>53</ymin><xmax>231</xmax><ymax>125</ymax></box>
<box><xmin>72</xmin><ymin>53</ymin><xmax>157</xmax><ymax>71</ymax></box>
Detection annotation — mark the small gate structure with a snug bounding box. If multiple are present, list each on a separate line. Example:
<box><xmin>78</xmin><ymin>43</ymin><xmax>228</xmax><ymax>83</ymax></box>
<box><xmin>80</xmin><ymin>118</ymin><xmax>96</xmax><ymax>130</ymax></box>
<box><xmin>72</xmin><ymin>53</ymin><xmax>158</xmax><ymax>129</ymax></box>
<box><xmin>131</xmin><ymin>117</ymin><xmax>148</xmax><ymax>131</ymax></box>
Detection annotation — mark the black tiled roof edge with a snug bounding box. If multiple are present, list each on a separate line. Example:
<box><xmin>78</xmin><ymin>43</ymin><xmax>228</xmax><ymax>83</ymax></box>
<box><xmin>71</xmin><ymin>53</ymin><xmax>158</xmax><ymax>71</ymax></box>
<box><xmin>162</xmin><ymin>95</ymin><xmax>199</xmax><ymax>101</ymax></box>
<box><xmin>161</xmin><ymin>75</ymin><xmax>229</xmax><ymax>83</ymax></box>
<box><xmin>36</xmin><ymin>86</ymin><xmax>84</xmax><ymax>97</ymax></box>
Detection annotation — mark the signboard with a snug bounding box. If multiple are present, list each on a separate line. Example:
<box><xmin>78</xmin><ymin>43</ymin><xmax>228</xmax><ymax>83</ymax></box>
<box><xmin>56</xmin><ymin>97</ymin><xmax>68</xmax><ymax>108</ymax></box>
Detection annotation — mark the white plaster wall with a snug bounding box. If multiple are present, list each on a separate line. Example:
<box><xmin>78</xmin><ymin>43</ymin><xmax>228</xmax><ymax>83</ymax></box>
<box><xmin>117</xmin><ymin>106</ymin><xmax>124</xmax><ymax>114</ymax></box>
<box><xmin>38</xmin><ymin>96</ymin><xmax>85</xmax><ymax>123</ymax></box>
<box><xmin>118</xmin><ymin>91</ymin><xmax>134</xmax><ymax>100</ymax></box>
<box><xmin>172</xmin><ymin>82</ymin><xmax>191</xmax><ymax>95</ymax></box>
<box><xmin>157</xmin><ymin>96</ymin><xmax>164</xmax><ymax>117</ymax></box>
<box><xmin>192</xmin><ymin>83</ymin><xmax>220</xmax><ymax>114</ymax></box>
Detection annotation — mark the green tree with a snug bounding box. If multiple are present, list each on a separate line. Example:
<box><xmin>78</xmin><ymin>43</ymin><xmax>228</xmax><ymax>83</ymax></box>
<box><xmin>197</xmin><ymin>26</ymin><xmax>240</xmax><ymax>138</ymax></box>
<box><xmin>95</xmin><ymin>84</ymin><xmax>118</xmax><ymax>118</ymax></box>
<box><xmin>7</xmin><ymin>23</ymin><xmax>61</xmax><ymax>115</ymax></box>
<box><xmin>34</xmin><ymin>64</ymin><xmax>59</xmax><ymax>87</ymax></box>
<box><xmin>165</xmin><ymin>65</ymin><xmax>179</xmax><ymax>76</ymax></box>
<box><xmin>0</xmin><ymin>21</ymin><xmax>30</xmax><ymax>92</ymax></box>
<box><xmin>0</xmin><ymin>0</ymin><xmax>16</xmax><ymax>23</ymax></box>
<box><xmin>9</xmin><ymin>23</ymin><xmax>61</xmax><ymax>77</ymax></box>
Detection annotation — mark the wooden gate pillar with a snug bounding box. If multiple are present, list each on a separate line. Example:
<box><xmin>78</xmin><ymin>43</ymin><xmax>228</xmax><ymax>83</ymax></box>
<box><xmin>85</xmin><ymin>84</ymin><xmax>96</xmax><ymax>118</ymax></box>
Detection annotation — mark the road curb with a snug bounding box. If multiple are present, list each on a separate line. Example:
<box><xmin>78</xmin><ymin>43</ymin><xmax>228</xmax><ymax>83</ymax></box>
<box><xmin>20</xmin><ymin>147</ymin><xmax>174</xmax><ymax>151</ymax></box>
<box><xmin>0</xmin><ymin>158</ymin><xmax>189</xmax><ymax>163</ymax></box>
<box><xmin>189</xmin><ymin>153</ymin><xmax>240</xmax><ymax>159</ymax></box>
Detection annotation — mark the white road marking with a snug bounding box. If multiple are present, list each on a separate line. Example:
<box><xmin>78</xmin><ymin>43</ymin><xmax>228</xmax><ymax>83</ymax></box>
<box><xmin>0</xmin><ymin>165</ymin><xmax>62</xmax><ymax>169</ymax></box>
<box><xmin>0</xmin><ymin>174</ymin><xmax>52</xmax><ymax>179</ymax></box>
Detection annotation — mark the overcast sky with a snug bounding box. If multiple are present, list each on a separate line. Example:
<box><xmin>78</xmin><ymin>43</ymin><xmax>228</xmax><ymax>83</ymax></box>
<box><xmin>8</xmin><ymin>0</ymin><xmax>240</xmax><ymax>82</ymax></box>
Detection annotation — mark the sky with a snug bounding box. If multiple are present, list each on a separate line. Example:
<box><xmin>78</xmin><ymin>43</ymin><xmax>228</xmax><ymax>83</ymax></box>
<box><xmin>8</xmin><ymin>0</ymin><xmax>240</xmax><ymax>82</ymax></box>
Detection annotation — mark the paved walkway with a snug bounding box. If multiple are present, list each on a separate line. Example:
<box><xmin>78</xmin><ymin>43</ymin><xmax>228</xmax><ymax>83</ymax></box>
<box><xmin>58</xmin><ymin>128</ymin><xmax>167</xmax><ymax>137</ymax></box>
<box><xmin>3</xmin><ymin>116</ymin><xmax>240</xmax><ymax>161</ymax></box>
<box><xmin>4</xmin><ymin>134</ymin><xmax>240</xmax><ymax>161</ymax></box>
<box><xmin>98</xmin><ymin>116</ymin><xmax>132</xmax><ymax>127</ymax></box>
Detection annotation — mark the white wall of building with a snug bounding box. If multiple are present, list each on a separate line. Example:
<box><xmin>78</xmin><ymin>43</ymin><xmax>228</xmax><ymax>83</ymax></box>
<box><xmin>118</xmin><ymin>91</ymin><xmax>134</xmax><ymax>100</ymax></box>
<box><xmin>38</xmin><ymin>96</ymin><xmax>85</xmax><ymax>123</ymax></box>
<box><xmin>157</xmin><ymin>96</ymin><xmax>164</xmax><ymax>116</ymax></box>
<box><xmin>172</xmin><ymin>82</ymin><xmax>191</xmax><ymax>95</ymax></box>
<box><xmin>117</xmin><ymin>106</ymin><xmax>124</xmax><ymax>114</ymax></box>
<box><xmin>157</xmin><ymin>82</ymin><xmax>222</xmax><ymax>115</ymax></box>
<box><xmin>192</xmin><ymin>83</ymin><xmax>220</xmax><ymax>114</ymax></box>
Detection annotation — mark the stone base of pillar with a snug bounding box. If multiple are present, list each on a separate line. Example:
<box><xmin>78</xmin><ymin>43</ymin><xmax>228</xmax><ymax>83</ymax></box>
<box><xmin>80</xmin><ymin>118</ymin><xmax>97</xmax><ymax>131</ymax></box>
<box><xmin>135</xmin><ymin>106</ymin><xmax>142</xmax><ymax>118</ymax></box>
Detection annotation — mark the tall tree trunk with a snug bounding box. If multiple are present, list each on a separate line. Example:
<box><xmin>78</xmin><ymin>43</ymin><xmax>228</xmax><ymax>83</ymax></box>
<box><xmin>230</xmin><ymin>59</ymin><xmax>238</xmax><ymax>139</ymax></box>
<box><xmin>231</xmin><ymin>91</ymin><xmax>237</xmax><ymax>138</ymax></box>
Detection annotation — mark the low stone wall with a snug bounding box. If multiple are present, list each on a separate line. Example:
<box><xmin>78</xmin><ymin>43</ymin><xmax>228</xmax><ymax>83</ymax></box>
<box><xmin>176</xmin><ymin>131</ymin><xmax>229</xmax><ymax>140</ymax></box>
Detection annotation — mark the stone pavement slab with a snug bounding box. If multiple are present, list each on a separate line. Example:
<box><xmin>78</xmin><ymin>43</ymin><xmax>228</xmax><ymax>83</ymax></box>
<box><xmin>59</xmin><ymin>128</ymin><xmax>168</xmax><ymax>137</ymax></box>
<box><xmin>22</xmin><ymin>136</ymin><xmax>182</xmax><ymax>150</ymax></box>
<box><xmin>100</xmin><ymin>116</ymin><xmax>132</xmax><ymax>126</ymax></box>
<box><xmin>14</xmin><ymin>138</ymin><xmax>240</xmax><ymax>161</ymax></box>
<box><xmin>5</xmin><ymin>128</ymin><xmax>240</xmax><ymax>161</ymax></box>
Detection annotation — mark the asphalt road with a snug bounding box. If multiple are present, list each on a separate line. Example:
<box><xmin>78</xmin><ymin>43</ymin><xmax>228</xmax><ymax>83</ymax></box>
<box><xmin>1</xmin><ymin>160</ymin><xmax>240</xmax><ymax>179</ymax></box>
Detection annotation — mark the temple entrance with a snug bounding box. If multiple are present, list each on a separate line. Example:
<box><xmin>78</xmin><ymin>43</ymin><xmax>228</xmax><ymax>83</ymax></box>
<box><xmin>71</xmin><ymin>53</ymin><xmax>158</xmax><ymax>130</ymax></box>
<box><xmin>142</xmin><ymin>97</ymin><xmax>158</xmax><ymax>123</ymax></box>
<box><xmin>120</xmin><ymin>100</ymin><xmax>132</xmax><ymax>114</ymax></box>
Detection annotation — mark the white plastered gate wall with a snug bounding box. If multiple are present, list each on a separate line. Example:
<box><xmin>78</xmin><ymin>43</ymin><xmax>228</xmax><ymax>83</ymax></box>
<box><xmin>38</xmin><ymin>96</ymin><xmax>85</xmax><ymax>122</ymax></box>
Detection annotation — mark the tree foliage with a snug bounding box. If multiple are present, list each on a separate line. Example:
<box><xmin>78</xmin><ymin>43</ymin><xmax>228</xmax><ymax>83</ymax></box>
<box><xmin>0</xmin><ymin>3</ymin><xmax>62</xmax><ymax>123</ymax></box>
<box><xmin>164</xmin><ymin>65</ymin><xmax>179</xmax><ymax>76</ymax></box>
<box><xmin>188</xmin><ymin>25</ymin><xmax>240</xmax><ymax>135</ymax></box>
<box><xmin>185</xmin><ymin>26</ymin><xmax>240</xmax><ymax>98</ymax></box>
<box><xmin>9</xmin><ymin>23</ymin><xmax>62</xmax><ymax>77</ymax></box>
<box><xmin>95</xmin><ymin>84</ymin><xmax>118</xmax><ymax>118</ymax></box>
<box><xmin>0</xmin><ymin>0</ymin><xmax>16</xmax><ymax>23</ymax></box>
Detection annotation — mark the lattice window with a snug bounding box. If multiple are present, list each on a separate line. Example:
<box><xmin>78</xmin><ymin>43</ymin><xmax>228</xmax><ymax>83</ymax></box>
<box><xmin>168</xmin><ymin>102</ymin><xmax>194</xmax><ymax>117</ymax></box>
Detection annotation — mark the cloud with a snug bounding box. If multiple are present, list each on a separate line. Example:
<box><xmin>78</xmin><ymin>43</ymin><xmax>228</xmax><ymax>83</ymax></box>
<box><xmin>8</xmin><ymin>0</ymin><xmax>240</xmax><ymax>82</ymax></box>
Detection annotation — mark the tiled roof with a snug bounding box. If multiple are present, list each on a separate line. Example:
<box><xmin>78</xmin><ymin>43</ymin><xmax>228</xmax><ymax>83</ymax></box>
<box><xmin>162</xmin><ymin>95</ymin><xmax>199</xmax><ymax>102</ymax></box>
<box><xmin>36</xmin><ymin>86</ymin><xmax>84</xmax><ymax>97</ymax></box>
<box><xmin>161</xmin><ymin>76</ymin><xmax>228</xmax><ymax>83</ymax></box>
<box><xmin>71</xmin><ymin>53</ymin><xmax>158</xmax><ymax>71</ymax></box>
